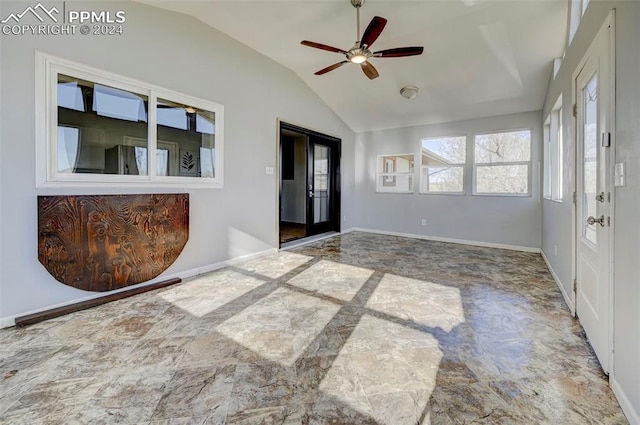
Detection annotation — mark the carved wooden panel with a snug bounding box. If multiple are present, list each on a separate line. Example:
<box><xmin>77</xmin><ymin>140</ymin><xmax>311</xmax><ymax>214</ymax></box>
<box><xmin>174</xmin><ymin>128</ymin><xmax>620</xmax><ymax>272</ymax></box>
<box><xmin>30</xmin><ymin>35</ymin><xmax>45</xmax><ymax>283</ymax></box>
<box><xmin>38</xmin><ymin>194</ymin><xmax>189</xmax><ymax>292</ymax></box>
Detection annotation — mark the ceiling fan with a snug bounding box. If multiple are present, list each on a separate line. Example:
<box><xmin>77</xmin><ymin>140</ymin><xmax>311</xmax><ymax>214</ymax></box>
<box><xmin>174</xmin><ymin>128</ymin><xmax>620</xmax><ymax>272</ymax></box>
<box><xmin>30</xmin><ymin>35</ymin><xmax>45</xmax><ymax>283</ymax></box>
<box><xmin>301</xmin><ymin>0</ymin><xmax>424</xmax><ymax>80</ymax></box>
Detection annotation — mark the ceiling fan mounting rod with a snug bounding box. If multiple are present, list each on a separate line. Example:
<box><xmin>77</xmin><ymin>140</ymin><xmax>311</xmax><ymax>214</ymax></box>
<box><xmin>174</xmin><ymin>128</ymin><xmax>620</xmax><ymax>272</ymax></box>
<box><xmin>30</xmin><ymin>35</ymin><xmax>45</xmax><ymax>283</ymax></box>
<box><xmin>356</xmin><ymin>4</ymin><xmax>361</xmax><ymax>43</ymax></box>
<box><xmin>351</xmin><ymin>0</ymin><xmax>364</xmax><ymax>43</ymax></box>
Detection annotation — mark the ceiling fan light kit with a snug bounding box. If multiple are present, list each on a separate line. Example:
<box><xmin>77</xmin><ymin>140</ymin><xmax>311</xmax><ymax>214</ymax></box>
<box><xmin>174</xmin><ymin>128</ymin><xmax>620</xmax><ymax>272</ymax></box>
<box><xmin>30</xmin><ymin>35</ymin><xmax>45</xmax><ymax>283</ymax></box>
<box><xmin>400</xmin><ymin>85</ymin><xmax>420</xmax><ymax>100</ymax></box>
<box><xmin>301</xmin><ymin>0</ymin><xmax>424</xmax><ymax>80</ymax></box>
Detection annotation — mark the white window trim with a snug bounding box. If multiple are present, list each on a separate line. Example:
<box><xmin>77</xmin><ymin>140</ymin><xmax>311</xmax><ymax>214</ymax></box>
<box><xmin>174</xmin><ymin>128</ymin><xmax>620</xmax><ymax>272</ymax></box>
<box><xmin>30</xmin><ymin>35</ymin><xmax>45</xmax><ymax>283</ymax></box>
<box><xmin>35</xmin><ymin>51</ymin><xmax>224</xmax><ymax>188</ymax></box>
<box><xmin>375</xmin><ymin>153</ymin><xmax>415</xmax><ymax>194</ymax></box>
<box><xmin>419</xmin><ymin>136</ymin><xmax>467</xmax><ymax>196</ymax></box>
<box><xmin>543</xmin><ymin>97</ymin><xmax>563</xmax><ymax>203</ymax></box>
<box><xmin>543</xmin><ymin>118</ymin><xmax>552</xmax><ymax>200</ymax></box>
<box><xmin>472</xmin><ymin>128</ymin><xmax>532</xmax><ymax>197</ymax></box>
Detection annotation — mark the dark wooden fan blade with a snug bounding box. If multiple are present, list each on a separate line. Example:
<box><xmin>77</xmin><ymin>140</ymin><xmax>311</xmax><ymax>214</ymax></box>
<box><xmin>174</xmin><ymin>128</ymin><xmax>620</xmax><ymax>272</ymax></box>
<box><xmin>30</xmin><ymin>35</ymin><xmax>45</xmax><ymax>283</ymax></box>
<box><xmin>373</xmin><ymin>47</ymin><xmax>424</xmax><ymax>57</ymax></box>
<box><xmin>360</xmin><ymin>16</ymin><xmax>387</xmax><ymax>48</ymax></box>
<box><xmin>315</xmin><ymin>61</ymin><xmax>348</xmax><ymax>75</ymax></box>
<box><xmin>361</xmin><ymin>61</ymin><xmax>379</xmax><ymax>80</ymax></box>
<box><xmin>301</xmin><ymin>40</ymin><xmax>347</xmax><ymax>54</ymax></box>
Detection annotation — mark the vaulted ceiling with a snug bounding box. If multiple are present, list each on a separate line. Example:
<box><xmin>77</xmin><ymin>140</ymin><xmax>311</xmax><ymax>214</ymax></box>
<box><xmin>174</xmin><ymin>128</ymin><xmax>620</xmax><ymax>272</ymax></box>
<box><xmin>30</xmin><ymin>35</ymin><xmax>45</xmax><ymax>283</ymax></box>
<box><xmin>137</xmin><ymin>0</ymin><xmax>568</xmax><ymax>132</ymax></box>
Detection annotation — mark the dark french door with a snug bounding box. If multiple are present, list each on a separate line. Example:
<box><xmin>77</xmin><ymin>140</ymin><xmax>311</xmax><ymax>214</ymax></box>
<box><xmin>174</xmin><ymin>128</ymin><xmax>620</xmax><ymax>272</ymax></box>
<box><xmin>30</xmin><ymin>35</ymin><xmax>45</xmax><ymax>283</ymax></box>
<box><xmin>279</xmin><ymin>123</ymin><xmax>340</xmax><ymax>245</ymax></box>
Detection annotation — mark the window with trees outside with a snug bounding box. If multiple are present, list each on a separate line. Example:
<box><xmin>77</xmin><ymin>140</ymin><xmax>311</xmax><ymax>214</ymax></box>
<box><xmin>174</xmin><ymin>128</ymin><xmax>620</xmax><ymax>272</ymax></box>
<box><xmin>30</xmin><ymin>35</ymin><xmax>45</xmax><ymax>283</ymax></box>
<box><xmin>37</xmin><ymin>52</ymin><xmax>224</xmax><ymax>187</ymax></box>
<box><xmin>420</xmin><ymin>136</ymin><xmax>466</xmax><ymax>194</ymax></box>
<box><xmin>376</xmin><ymin>154</ymin><xmax>414</xmax><ymax>193</ymax></box>
<box><xmin>544</xmin><ymin>104</ymin><xmax>563</xmax><ymax>201</ymax></box>
<box><xmin>474</xmin><ymin>130</ymin><xmax>531</xmax><ymax>195</ymax></box>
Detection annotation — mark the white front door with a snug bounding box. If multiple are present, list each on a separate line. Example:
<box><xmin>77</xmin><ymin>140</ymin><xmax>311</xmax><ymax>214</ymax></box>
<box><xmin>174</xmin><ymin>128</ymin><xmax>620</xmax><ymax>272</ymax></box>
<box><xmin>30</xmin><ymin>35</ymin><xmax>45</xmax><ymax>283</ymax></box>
<box><xmin>575</xmin><ymin>13</ymin><xmax>614</xmax><ymax>373</ymax></box>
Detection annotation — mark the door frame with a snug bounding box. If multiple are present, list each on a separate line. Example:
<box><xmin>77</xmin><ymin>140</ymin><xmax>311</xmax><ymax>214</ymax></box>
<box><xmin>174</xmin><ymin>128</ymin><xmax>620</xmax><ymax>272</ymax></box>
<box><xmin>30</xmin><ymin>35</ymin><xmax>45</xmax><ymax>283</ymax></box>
<box><xmin>571</xmin><ymin>10</ymin><xmax>616</xmax><ymax>374</ymax></box>
<box><xmin>276</xmin><ymin>119</ymin><xmax>341</xmax><ymax>248</ymax></box>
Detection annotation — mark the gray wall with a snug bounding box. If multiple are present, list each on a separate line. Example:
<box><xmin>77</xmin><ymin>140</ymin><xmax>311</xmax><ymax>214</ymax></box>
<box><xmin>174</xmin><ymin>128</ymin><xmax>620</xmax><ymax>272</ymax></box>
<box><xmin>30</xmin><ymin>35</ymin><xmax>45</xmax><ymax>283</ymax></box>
<box><xmin>542</xmin><ymin>0</ymin><xmax>640</xmax><ymax>421</ymax></box>
<box><xmin>355</xmin><ymin>111</ymin><xmax>542</xmax><ymax>249</ymax></box>
<box><xmin>281</xmin><ymin>136</ymin><xmax>307</xmax><ymax>223</ymax></box>
<box><xmin>0</xmin><ymin>1</ymin><xmax>356</xmax><ymax>322</ymax></box>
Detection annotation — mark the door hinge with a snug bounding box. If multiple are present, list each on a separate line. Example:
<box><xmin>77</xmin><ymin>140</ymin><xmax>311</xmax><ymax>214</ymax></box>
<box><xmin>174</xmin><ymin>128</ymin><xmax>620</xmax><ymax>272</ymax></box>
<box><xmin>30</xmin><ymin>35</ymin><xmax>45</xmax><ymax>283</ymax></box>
<box><xmin>607</xmin><ymin>192</ymin><xmax>611</xmax><ymax>203</ymax></box>
<box><xmin>573</xmin><ymin>278</ymin><xmax>578</xmax><ymax>292</ymax></box>
<box><xmin>573</xmin><ymin>104</ymin><xmax>577</xmax><ymax>117</ymax></box>
<box><xmin>607</xmin><ymin>216</ymin><xmax>611</xmax><ymax>227</ymax></box>
<box><xmin>602</xmin><ymin>132</ymin><xmax>611</xmax><ymax>148</ymax></box>
<box><xmin>572</xmin><ymin>192</ymin><xmax>577</xmax><ymax>204</ymax></box>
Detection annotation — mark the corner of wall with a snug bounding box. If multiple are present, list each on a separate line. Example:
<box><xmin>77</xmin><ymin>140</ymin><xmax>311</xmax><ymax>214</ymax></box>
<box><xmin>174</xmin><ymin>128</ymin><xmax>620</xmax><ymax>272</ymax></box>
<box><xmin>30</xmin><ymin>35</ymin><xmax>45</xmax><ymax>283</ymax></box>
<box><xmin>541</xmin><ymin>249</ymin><xmax>575</xmax><ymax>315</ymax></box>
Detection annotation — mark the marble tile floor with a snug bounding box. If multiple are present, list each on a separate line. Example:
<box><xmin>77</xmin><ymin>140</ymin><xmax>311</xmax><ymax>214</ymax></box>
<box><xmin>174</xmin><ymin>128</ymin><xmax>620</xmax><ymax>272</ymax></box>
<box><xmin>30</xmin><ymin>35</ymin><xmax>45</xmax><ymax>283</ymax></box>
<box><xmin>0</xmin><ymin>232</ymin><xmax>629</xmax><ymax>424</ymax></box>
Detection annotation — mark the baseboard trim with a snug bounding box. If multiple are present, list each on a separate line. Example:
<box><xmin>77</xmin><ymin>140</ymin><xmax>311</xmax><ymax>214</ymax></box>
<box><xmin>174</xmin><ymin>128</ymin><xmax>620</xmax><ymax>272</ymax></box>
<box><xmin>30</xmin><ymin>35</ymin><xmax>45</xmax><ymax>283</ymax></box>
<box><xmin>0</xmin><ymin>247</ymin><xmax>278</xmax><ymax>329</ymax></box>
<box><xmin>541</xmin><ymin>250</ymin><xmax>575</xmax><ymax>316</ymax></box>
<box><xmin>0</xmin><ymin>317</ymin><xmax>15</xmax><ymax>329</ymax></box>
<box><xmin>611</xmin><ymin>375</ymin><xmax>640</xmax><ymax>425</ymax></box>
<box><xmin>15</xmin><ymin>278</ymin><xmax>182</xmax><ymax>327</ymax></box>
<box><xmin>351</xmin><ymin>228</ymin><xmax>541</xmax><ymax>253</ymax></box>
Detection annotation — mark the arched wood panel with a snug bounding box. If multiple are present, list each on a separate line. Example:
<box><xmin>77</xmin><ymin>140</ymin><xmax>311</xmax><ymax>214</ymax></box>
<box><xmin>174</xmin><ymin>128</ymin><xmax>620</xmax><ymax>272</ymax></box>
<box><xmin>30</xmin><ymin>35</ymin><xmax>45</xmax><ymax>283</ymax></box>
<box><xmin>38</xmin><ymin>194</ymin><xmax>189</xmax><ymax>292</ymax></box>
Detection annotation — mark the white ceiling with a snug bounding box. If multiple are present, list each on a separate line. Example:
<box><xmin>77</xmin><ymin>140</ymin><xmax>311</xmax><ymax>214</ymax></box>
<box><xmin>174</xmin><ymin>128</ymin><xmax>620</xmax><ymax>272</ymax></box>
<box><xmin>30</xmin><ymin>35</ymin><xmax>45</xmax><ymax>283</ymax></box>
<box><xmin>137</xmin><ymin>0</ymin><xmax>568</xmax><ymax>132</ymax></box>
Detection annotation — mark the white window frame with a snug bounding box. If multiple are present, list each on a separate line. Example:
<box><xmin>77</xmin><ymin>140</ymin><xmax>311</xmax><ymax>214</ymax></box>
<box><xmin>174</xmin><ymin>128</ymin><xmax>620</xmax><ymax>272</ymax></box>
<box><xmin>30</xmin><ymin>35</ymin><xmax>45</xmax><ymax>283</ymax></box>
<box><xmin>543</xmin><ymin>118</ymin><xmax>552</xmax><ymax>199</ymax></box>
<box><xmin>36</xmin><ymin>51</ymin><xmax>224</xmax><ymax>188</ymax></box>
<box><xmin>472</xmin><ymin>128</ymin><xmax>532</xmax><ymax>197</ymax></box>
<box><xmin>419</xmin><ymin>136</ymin><xmax>467</xmax><ymax>195</ymax></box>
<box><xmin>376</xmin><ymin>153</ymin><xmax>415</xmax><ymax>194</ymax></box>
<box><xmin>543</xmin><ymin>99</ymin><xmax>564</xmax><ymax>202</ymax></box>
<box><xmin>568</xmin><ymin>0</ymin><xmax>581</xmax><ymax>45</ymax></box>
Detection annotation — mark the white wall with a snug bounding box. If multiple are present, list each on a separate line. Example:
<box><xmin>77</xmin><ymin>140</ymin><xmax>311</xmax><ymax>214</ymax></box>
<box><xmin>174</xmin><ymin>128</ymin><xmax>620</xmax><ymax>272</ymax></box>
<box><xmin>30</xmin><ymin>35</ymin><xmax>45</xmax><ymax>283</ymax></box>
<box><xmin>355</xmin><ymin>111</ymin><xmax>542</xmax><ymax>250</ymax></box>
<box><xmin>542</xmin><ymin>1</ymin><xmax>640</xmax><ymax>422</ymax></box>
<box><xmin>0</xmin><ymin>1</ymin><xmax>356</xmax><ymax>323</ymax></box>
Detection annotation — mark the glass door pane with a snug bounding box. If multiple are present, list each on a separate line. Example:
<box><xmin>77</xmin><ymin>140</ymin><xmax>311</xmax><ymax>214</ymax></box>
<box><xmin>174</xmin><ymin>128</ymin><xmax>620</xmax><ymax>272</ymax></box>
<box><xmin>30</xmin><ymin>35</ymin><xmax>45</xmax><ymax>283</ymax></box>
<box><xmin>313</xmin><ymin>145</ymin><xmax>330</xmax><ymax>224</ymax></box>
<box><xmin>582</xmin><ymin>72</ymin><xmax>598</xmax><ymax>245</ymax></box>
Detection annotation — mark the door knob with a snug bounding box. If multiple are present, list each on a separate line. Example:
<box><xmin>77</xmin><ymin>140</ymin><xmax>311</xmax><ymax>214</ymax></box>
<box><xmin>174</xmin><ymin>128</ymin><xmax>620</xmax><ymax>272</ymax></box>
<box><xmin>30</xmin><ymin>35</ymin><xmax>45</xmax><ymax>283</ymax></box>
<box><xmin>587</xmin><ymin>215</ymin><xmax>605</xmax><ymax>227</ymax></box>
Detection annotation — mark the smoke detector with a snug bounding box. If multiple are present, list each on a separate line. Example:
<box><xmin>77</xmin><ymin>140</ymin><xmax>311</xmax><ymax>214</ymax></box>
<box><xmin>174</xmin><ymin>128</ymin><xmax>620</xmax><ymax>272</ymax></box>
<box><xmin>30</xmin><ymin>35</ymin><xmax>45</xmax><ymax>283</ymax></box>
<box><xmin>400</xmin><ymin>85</ymin><xmax>420</xmax><ymax>100</ymax></box>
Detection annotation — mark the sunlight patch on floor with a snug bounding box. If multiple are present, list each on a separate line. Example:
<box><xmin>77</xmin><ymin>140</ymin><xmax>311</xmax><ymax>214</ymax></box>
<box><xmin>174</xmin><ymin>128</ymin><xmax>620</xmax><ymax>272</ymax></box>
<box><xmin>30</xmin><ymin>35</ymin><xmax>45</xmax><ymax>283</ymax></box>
<box><xmin>320</xmin><ymin>314</ymin><xmax>443</xmax><ymax>424</ymax></box>
<box><xmin>235</xmin><ymin>251</ymin><xmax>314</xmax><ymax>279</ymax></box>
<box><xmin>216</xmin><ymin>288</ymin><xmax>340</xmax><ymax>367</ymax></box>
<box><xmin>287</xmin><ymin>260</ymin><xmax>374</xmax><ymax>302</ymax></box>
<box><xmin>367</xmin><ymin>274</ymin><xmax>465</xmax><ymax>332</ymax></box>
<box><xmin>158</xmin><ymin>269</ymin><xmax>266</xmax><ymax>317</ymax></box>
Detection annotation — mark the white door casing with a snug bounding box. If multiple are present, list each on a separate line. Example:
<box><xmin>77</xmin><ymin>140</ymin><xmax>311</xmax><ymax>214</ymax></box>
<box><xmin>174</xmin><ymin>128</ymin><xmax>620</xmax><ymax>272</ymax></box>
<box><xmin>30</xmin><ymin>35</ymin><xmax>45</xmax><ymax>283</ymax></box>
<box><xmin>574</xmin><ymin>12</ymin><xmax>614</xmax><ymax>374</ymax></box>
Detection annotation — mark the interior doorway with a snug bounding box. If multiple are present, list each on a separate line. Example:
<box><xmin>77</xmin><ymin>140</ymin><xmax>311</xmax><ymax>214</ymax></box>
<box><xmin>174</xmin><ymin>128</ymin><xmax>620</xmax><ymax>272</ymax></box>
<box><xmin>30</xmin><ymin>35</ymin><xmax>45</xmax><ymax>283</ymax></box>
<box><xmin>279</xmin><ymin>122</ymin><xmax>341</xmax><ymax>246</ymax></box>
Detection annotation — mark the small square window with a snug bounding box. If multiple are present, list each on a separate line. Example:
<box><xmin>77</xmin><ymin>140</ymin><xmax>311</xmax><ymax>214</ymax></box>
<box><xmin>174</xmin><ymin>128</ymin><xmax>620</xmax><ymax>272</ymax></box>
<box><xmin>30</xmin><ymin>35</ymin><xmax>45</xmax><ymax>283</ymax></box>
<box><xmin>376</xmin><ymin>154</ymin><xmax>414</xmax><ymax>193</ymax></box>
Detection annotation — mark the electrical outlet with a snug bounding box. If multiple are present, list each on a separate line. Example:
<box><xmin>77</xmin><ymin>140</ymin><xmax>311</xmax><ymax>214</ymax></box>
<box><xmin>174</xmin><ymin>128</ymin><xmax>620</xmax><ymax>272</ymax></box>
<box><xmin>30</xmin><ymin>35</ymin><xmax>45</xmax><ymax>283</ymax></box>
<box><xmin>421</xmin><ymin>219</ymin><xmax>427</xmax><ymax>226</ymax></box>
<box><xmin>265</xmin><ymin>166</ymin><xmax>274</xmax><ymax>175</ymax></box>
<box><xmin>343</xmin><ymin>215</ymin><xmax>347</xmax><ymax>222</ymax></box>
